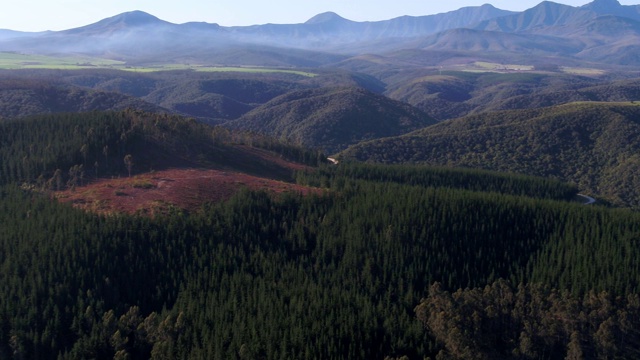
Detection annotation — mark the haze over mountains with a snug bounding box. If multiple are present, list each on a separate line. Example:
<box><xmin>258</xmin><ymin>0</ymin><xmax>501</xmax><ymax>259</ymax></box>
<box><xmin>2</xmin><ymin>0</ymin><xmax>640</xmax><ymax>209</ymax></box>
<box><xmin>1</xmin><ymin>0</ymin><xmax>640</xmax><ymax>67</ymax></box>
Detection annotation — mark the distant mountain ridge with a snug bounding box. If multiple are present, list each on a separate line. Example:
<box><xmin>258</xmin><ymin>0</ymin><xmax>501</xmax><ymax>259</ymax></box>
<box><xmin>1</xmin><ymin>0</ymin><xmax>640</xmax><ymax>66</ymax></box>
<box><xmin>582</xmin><ymin>0</ymin><xmax>640</xmax><ymax>19</ymax></box>
<box><xmin>226</xmin><ymin>4</ymin><xmax>514</xmax><ymax>44</ymax></box>
<box><xmin>474</xmin><ymin>0</ymin><xmax>640</xmax><ymax>33</ymax></box>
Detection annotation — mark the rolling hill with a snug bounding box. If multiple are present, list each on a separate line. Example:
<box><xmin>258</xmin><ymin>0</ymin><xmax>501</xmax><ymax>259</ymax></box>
<box><xmin>3</xmin><ymin>2</ymin><xmax>640</xmax><ymax>359</ymax></box>
<box><xmin>339</xmin><ymin>102</ymin><xmax>640</xmax><ymax>208</ymax></box>
<box><xmin>0</xmin><ymin>78</ymin><xmax>163</xmax><ymax>120</ymax></box>
<box><xmin>0</xmin><ymin>109</ymin><xmax>326</xmax><ymax>216</ymax></box>
<box><xmin>0</xmin><ymin>69</ymin><xmax>387</xmax><ymax>122</ymax></box>
<box><xmin>383</xmin><ymin>72</ymin><xmax>640</xmax><ymax>120</ymax></box>
<box><xmin>225</xmin><ymin>86</ymin><xmax>437</xmax><ymax>154</ymax></box>
<box><xmin>140</xmin><ymin>78</ymin><xmax>301</xmax><ymax>123</ymax></box>
<box><xmin>3</xmin><ymin>112</ymin><xmax>639</xmax><ymax>358</ymax></box>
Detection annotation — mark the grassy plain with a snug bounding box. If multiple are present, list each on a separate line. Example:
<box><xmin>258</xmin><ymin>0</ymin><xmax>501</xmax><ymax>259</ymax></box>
<box><xmin>0</xmin><ymin>52</ymin><xmax>316</xmax><ymax>76</ymax></box>
<box><xmin>452</xmin><ymin>61</ymin><xmax>605</xmax><ymax>76</ymax></box>
<box><xmin>559</xmin><ymin>66</ymin><xmax>606</xmax><ymax>76</ymax></box>
<box><xmin>123</xmin><ymin>64</ymin><xmax>316</xmax><ymax>77</ymax></box>
<box><xmin>0</xmin><ymin>52</ymin><xmax>123</xmax><ymax>69</ymax></box>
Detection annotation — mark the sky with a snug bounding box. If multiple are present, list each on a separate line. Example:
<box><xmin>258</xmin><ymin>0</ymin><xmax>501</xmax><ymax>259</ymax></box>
<box><xmin>2</xmin><ymin>0</ymin><xmax>638</xmax><ymax>32</ymax></box>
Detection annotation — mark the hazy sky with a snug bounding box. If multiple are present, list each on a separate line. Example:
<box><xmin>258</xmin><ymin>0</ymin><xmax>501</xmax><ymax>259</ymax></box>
<box><xmin>2</xmin><ymin>0</ymin><xmax>638</xmax><ymax>32</ymax></box>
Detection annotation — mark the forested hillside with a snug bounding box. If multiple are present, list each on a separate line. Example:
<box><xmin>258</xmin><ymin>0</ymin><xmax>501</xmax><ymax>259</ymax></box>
<box><xmin>1</xmin><ymin>160</ymin><xmax>639</xmax><ymax>359</ymax></box>
<box><xmin>383</xmin><ymin>71</ymin><xmax>640</xmax><ymax>120</ymax></box>
<box><xmin>226</xmin><ymin>87</ymin><xmax>437</xmax><ymax>153</ymax></box>
<box><xmin>340</xmin><ymin>102</ymin><xmax>640</xmax><ymax>208</ymax></box>
<box><xmin>2</xmin><ymin>2</ymin><xmax>640</xmax><ymax>358</ymax></box>
<box><xmin>1</xmin><ymin>69</ymin><xmax>640</xmax><ymax>360</ymax></box>
<box><xmin>0</xmin><ymin>78</ymin><xmax>163</xmax><ymax>120</ymax></box>
<box><xmin>0</xmin><ymin>110</ymin><xmax>325</xmax><ymax>189</ymax></box>
<box><xmin>0</xmin><ymin>108</ymin><xmax>639</xmax><ymax>359</ymax></box>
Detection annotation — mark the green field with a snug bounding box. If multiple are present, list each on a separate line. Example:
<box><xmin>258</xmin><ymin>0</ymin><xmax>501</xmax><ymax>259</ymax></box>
<box><xmin>0</xmin><ymin>52</ymin><xmax>316</xmax><ymax>77</ymax></box>
<box><xmin>0</xmin><ymin>52</ymin><xmax>124</xmax><ymax>69</ymax></box>
<box><xmin>452</xmin><ymin>61</ymin><xmax>606</xmax><ymax>76</ymax></box>
<box><xmin>559</xmin><ymin>66</ymin><xmax>606</xmax><ymax>76</ymax></box>
<box><xmin>458</xmin><ymin>61</ymin><xmax>535</xmax><ymax>72</ymax></box>
<box><xmin>121</xmin><ymin>64</ymin><xmax>316</xmax><ymax>77</ymax></box>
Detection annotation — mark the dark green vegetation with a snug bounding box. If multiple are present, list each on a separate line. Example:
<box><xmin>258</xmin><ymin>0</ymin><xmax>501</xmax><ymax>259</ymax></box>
<box><xmin>1</xmin><ymin>111</ymin><xmax>640</xmax><ymax>359</ymax></box>
<box><xmin>0</xmin><ymin>110</ymin><xmax>325</xmax><ymax>189</ymax></box>
<box><xmin>300</xmin><ymin>162</ymin><xmax>579</xmax><ymax>201</ymax></box>
<box><xmin>2</xmin><ymin>2</ymin><xmax>640</xmax><ymax>357</ymax></box>
<box><xmin>341</xmin><ymin>102</ymin><xmax>640</xmax><ymax>208</ymax></box>
<box><xmin>383</xmin><ymin>72</ymin><xmax>640</xmax><ymax>120</ymax></box>
<box><xmin>227</xmin><ymin>87</ymin><xmax>437</xmax><ymax>154</ymax></box>
<box><xmin>416</xmin><ymin>281</ymin><xmax>640</xmax><ymax>359</ymax></box>
<box><xmin>0</xmin><ymin>68</ymin><xmax>384</xmax><ymax>125</ymax></box>
<box><xmin>0</xmin><ymin>78</ymin><xmax>163</xmax><ymax>120</ymax></box>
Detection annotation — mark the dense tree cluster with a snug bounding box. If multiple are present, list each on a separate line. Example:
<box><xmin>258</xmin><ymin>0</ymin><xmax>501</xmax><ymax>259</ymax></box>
<box><xmin>299</xmin><ymin>162</ymin><xmax>578</xmax><ymax>201</ymax></box>
<box><xmin>340</xmin><ymin>102</ymin><xmax>640</xmax><ymax>208</ymax></box>
<box><xmin>384</xmin><ymin>70</ymin><xmax>640</xmax><ymax>121</ymax></box>
<box><xmin>225</xmin><ymin>86</ymin><xmax>437</xmax><ymax>154</ymax></box>
<box><xmin>0</xmin><ymin>159</ymin><xmax>639</xmax><ymax>358</ymax></box>
<box><xmin>0</xmin><ymin>110</ymin><xmax>324</xmax><ymax>189</ymax></box>
<box><xmin>0</xmin><ymin>110</ymin><xmax>639</xmax><ymax>359</ymax></box>
<box><xmin>416</xmin><ymin>280</ymin><xmax>640</xmax><ymax>359</ymax></box>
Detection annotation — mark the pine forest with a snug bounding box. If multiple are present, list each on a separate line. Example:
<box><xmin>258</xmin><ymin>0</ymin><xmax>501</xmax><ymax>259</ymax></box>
<box><xmin>0</xmin><ymin>111</ymin><xmax>638</xmax><ymax>359</ymax></box>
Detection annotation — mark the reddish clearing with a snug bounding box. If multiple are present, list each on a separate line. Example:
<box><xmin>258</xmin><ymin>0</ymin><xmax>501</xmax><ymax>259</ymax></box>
<box><xmin>55</xmin><ymin>168</ymin><xmax>322</xmax><ymax>216</ymax></box>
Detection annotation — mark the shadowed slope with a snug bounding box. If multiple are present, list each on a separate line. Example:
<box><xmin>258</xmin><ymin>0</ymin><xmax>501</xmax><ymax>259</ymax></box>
<box><xmin>225</xmin><ymin>86</ymin><xmax>437</xmax><ymax>153</ymax></box>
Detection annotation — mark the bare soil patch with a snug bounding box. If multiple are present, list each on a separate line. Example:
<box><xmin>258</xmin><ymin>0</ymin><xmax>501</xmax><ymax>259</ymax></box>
<box><xmin>56</xmin><ymin>168</ymin><xmax>321</xmax><ymax>216</ymax></box>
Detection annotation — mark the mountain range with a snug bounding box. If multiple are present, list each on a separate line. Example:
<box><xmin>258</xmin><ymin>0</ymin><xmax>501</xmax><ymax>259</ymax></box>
<box><xmin>4</xmin><ymin>1</ymin><xmax>640</xmax><ymax>358</ymax></box>
<box><xmin>2</xmin><ymin>0</ymin><xmax>640</xmax><ymax>67</ymax></box>
<box><xmin>2</xmin><ymin>0</ymin><xmax>640</xmax><ymax>209</ymax></box>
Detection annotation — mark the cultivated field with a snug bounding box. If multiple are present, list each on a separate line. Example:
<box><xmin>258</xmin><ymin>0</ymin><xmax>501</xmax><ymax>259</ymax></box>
<box><xmin>0</xmin><ymin>52</ymin><xmax>317</xmax><ymax>76</ymax></box>
<box><xmin>0</xmin><ymin>52</ymin><xmax>123</xmax><ymax>69</ymax></box>
<box><xmin>449</xmin><ymin>61</ymin><xmax>606</xmax><ymax>76</ymax></box>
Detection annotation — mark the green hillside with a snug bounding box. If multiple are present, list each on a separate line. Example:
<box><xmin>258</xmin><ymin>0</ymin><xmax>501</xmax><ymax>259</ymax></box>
<box><xmin>3</xmin><ymin>6</ymin><xmax>640</xmax><ymax>359</ymax></box>
<box><xmin>0</xmin><ymin>160</ymin><xmax>639</xmax><ymax>359</ymax></box>
<box><xmin>0</xmin><ymin>69</ymin><xmax>386</xmax><ymax>124</ymax></box>
<box><xmin>340</xmin><ymin>102</ymin><xmax>640</xmax><ymax>208</ymax></box>
<box><xmin>384</xmin><ymin>71</ymin><xmax>640</xmax><ymax>120</ymax></box>
<box><xmin>226</xmin><ymin>86</ymin><xmax>437</xmax><ymax>153</ymax></box>
<box><xmin>0</xmin><ymin>110</ymin><xmax>324</xmax><ymax>188</ymax></box>
<box><xmin>0</xmin><ymin>78</ymin><xmax>163</xmax><ymax>120</ymax></box>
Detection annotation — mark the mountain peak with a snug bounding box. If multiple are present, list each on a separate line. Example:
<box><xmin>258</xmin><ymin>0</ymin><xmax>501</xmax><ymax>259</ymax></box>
<box><xmin>60</xmin><ymin>10</ymin><xmax>171</xmax><ymax>35</ymax></box>
<box><xmin>586</xmin><ymin>0</ymin><xmax>621</xmax><ymax>6</ymax></box>
<box><xmin>583</xmin><ymin>0</ymin><xmax>622</xmax><ymax>12</ymax></box>
<box><xmin>104</xmin><ymin>11</ymin><xmax>166</xmax><ymax>26</ymax></box>
<box><xmin>305</xmin><ymin>12</ymin><xmax>350</xmax><ymax>25</ymax></box>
